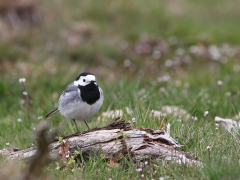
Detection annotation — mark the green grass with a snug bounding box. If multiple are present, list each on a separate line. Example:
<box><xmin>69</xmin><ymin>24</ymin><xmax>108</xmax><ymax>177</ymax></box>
<box><xmin>1</xmin><ymin>0</ymin><xmax>240</xmax><ymax>179</ymax></box>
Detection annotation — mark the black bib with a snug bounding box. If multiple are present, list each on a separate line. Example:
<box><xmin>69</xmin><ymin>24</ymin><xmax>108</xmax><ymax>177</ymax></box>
<box><xmin>78</xmin><ymin>83</ymin><xmax>100</xmax><ymax>105</ymax></box>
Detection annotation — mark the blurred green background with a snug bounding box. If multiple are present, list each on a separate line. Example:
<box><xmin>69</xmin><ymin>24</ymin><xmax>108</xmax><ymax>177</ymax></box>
<box><xmin>1</xmin><ymin>0</ymin><xmax>240</xmax><ymax>179</ymax></box>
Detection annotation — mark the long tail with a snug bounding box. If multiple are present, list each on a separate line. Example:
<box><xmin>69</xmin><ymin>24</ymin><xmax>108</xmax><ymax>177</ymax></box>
<box><xmin>45</xmin><ymin>108</ymin><xmax>59</xmax><ymax>119</ymax></box>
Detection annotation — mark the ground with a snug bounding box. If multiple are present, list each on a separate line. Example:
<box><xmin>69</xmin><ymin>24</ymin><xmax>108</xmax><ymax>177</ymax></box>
<box><xmin>0</xmin><ymin>0</ymin><xmax>240</xmax><ymax>179</ymax></box>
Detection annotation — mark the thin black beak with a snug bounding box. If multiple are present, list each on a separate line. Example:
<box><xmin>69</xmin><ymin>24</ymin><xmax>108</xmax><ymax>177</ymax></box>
<box><xmin>90</xmin><ymin>80</ymin><xmax>96</xmax><ymax>83</ymax></box>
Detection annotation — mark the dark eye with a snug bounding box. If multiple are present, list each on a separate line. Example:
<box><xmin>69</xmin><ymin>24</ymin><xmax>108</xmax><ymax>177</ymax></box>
<box><xmin>83</xmin><ymin>79</ymin><xmax>86</xmax><ymax>82</ymax></box>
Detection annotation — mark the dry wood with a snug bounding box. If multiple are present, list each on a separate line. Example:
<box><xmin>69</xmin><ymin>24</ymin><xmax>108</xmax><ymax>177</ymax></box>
<box><xmin>0</xmin><ymin>120</ymin><xmax>203</xmax><ymax>167</ymax></box>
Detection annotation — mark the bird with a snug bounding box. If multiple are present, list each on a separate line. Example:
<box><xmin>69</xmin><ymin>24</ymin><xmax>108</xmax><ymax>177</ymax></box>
<box><xmin>45</xmin><ymin>72</ymin><xmax>104</xmax><ymax>132</ymax></box>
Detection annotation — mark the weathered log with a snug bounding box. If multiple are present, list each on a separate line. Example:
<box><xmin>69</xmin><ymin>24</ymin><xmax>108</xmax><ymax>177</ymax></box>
<box><xmin>0</xmin><ymin>120</ymin><xmax>203</xmax><ymax>167</ymax></box>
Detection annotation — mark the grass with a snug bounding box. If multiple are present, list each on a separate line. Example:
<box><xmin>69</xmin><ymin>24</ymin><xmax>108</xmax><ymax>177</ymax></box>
<box><xmin>1</xmin><ymin>0</ymin><xmax>240</xmax><ymax>179</ymax></box>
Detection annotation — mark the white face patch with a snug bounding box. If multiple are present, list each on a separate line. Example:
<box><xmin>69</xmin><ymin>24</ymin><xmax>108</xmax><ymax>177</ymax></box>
<box><xmin>74</xmin><ymin>74</ymin><xmax>96</xmax><ymax>86</ymax></box>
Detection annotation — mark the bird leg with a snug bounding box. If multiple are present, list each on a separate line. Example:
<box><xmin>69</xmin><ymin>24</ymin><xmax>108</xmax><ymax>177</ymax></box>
<box><xmin>84</xmin><ymin>120</ymin><xmax>90</xmax><ymax>130</ymax></box>
<box><xmin>72</xmin><ymin>119</ymin><xmax>80</xmax><ymax>133</ymax></box>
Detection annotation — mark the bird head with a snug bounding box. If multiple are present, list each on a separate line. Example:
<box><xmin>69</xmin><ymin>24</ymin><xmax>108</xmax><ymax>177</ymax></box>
<box><xmin>74</xmin><ymin>72</ymin><xmax>97</xmax><ymax>87</ymax></box>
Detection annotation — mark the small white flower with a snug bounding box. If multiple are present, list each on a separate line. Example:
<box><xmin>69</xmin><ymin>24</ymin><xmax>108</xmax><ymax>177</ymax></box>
<box><xmin>192</xmin><ymin>116</ymin><xmax>198</xmax><ymax>121</ymax></box>
<box><xmin>144</xmin><ymin>161</ymin><xmax>148</xmax><ymax>165</ymax></box>
<box><xmin>153</xmin><ymin>50</ymin><xmax>161</xmax><ymax>59</ymax></box>
<box><xmin>161</xmin><ymin>113</ymin><xmax>167</xmax><ymax>117</ymax></box>
<box><xmin>225</xmin><ymin>92</ymin><xmax>231</xmax><ymax>96</ymax></box>
<box><xmin>22</xmin><ymin>91</ymin><xmax>28</xmax><ymax>96</ymax></box>
<box><xmin>136</xmin><ymin>168</ymin><xmax>142</xmax><ymax>172</ymax></box>
<box><xmin>132</xmin><ymin>118</ymin><xmax>136</xmax><ymax>123</ymax></box>
<box><xmin>165</xmin><ymin>59</ymin><xmax>173</xmax><ymax>67</ymax></box>
<box><xmin>204</xmin><ymin>111</ymin><xmax>209</xmax><ymax>117</ymax></box>
<box><xmin>17</xmin><ymin>118</ymin><xmax>23</xmax><ymax>122</ymax></box>
<box><xmin>38</xmin><ymin>116</ymin><xmax>43</xmax><ymax>120</ymax></box>
<box><xmin>159</xmin><ymin>87</ymin><xmax>166</xmax><ymax>92</ymax></box>
<box><xmin>65</xmin><ymin>154</ymin><xmax>70</xmax><ymax>158</ymax></box>
<box><xmin>208</xmin><ymin>45</ymin><xmax>221</xmax><ymax>60</ymax></box>
<box><xmin>141</xmin><ymin>174</ymin><xmax>144</xmax><ymax>178</ymax></box>
<box><xmin>19</xmin><ymin>78</ymin><xmax>26</xmax><ymax>83</ymax></box>
<box><xmin>6</xmin><ymin>142</ymin><xmax>10</xmax><ymax>146</ymax></box>
<box><xmin>157</xmin><ymin>75</ymin><xmax>171</xmax><ymax>82</ymax></box>
<box><xmin>217</xmin><ymin>80</ymin><xmax>223</xmax><ymax>86</ymax></box>
<box><xmin>124</xmin><ymin>59</ymin><xmax>131</xmax><ymax>67</ymax></box>
<box><xmin>206</xmin><ymin>146</ymin><xmax>211</xmax><ymax>150</ymax></box>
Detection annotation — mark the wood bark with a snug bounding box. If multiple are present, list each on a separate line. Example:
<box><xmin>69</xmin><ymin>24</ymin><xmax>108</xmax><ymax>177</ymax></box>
<box><xmin>0</xmin><ymin>120</ymin><xmax>202</xmax><ymax>167</ymax></box>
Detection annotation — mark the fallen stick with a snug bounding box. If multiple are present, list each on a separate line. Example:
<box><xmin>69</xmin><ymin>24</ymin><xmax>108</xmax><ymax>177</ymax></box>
<box><xmin>0</xmin><ymin>120</ymin><xmax>203</xmax><ymax>167</ymax></box>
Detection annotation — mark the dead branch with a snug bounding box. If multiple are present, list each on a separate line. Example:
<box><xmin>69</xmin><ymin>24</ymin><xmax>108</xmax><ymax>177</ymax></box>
<box><xmin>0</xmin><ymin>120</ymin><xmax>203</xmax><ymax>167</ymax></box>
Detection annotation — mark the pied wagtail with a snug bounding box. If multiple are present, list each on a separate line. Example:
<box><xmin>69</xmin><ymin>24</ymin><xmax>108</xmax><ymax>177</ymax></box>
<box><xmin>45</xmin><ymin>72</ymin><xmax>104</xmax><ymax>132</ymax></box>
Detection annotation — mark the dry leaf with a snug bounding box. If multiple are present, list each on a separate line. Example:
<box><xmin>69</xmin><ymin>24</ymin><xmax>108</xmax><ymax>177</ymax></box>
<box><xmin>107</xmin><ymin>159</ymin><xmax>119</xmax><ymax>171</ymax></box>
<box><xmin>215</xmin><ymin>116</ymin><xmax>240</xmax><ymax>132</ymax></box>
<box><xmin>161</xmin><ymin>106</ymin><xmax>191</xmax><ymax>120</ymax></box>
<box><xmin>232</xmin><ymin>112</ymin><xmax>240</xmax><ymax>120</ymax></box>
<box><xmin>98</xmin><ymin>107</ymin><xmax>132</xmax><ymax>121</ymax></box>
<box><xmin>59</xmin><ymin>139</ymin><xmax>70</xmax><ymax>161</ymax></box>
<box><xmin>150</xmin><ymin>106</ymin><xmax>191</xmax><ymax>121</ymax></box>
<box><xmin>150</xmin><ymin>110</ymin><xmax>163</xmax><ymax>118</ymax></box>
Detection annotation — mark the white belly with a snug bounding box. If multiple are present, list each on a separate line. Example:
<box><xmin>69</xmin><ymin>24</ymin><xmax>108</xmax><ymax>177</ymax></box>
<box><xmin>59</xmin><ymin>99</ymin><xmax>103</xmax><ymax>121</ymax></box>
